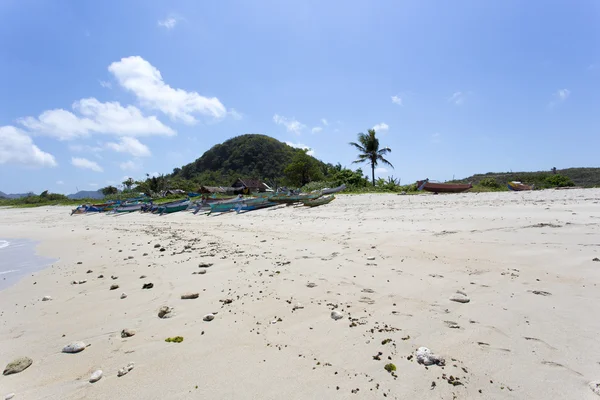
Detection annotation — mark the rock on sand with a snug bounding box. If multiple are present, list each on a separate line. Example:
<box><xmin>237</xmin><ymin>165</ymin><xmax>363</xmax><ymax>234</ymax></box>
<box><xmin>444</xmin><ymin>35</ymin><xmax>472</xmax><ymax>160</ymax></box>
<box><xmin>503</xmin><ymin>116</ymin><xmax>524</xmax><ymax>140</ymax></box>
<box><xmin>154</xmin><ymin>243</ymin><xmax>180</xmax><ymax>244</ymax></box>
<box><xmin>89</xmin><ymin>370</ymin><xmax>103</xmax><ymax>383</ymax></box>
<box><xmin>62</xmin><ymin>341</ymin><xmax>87</xmax><ymax>353</ymax></box>
<box><xmin>3</xmin><ymin>356</ymin><xmax>33</xmax><ymax>375</ymax></box>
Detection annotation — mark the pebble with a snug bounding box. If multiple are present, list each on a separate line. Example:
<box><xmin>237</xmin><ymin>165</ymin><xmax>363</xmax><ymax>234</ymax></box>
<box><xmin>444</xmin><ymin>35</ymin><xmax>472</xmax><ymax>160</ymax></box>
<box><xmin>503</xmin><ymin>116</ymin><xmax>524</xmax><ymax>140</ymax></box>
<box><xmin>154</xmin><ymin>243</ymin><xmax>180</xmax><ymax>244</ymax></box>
<box><xmin>98</xmin><ymin>274</ymin><xmax>104</xmax><ymax>278</ymax></box>
<box><xmin>450</xmin><ymin>292</ymin><xmax>470</xmax><ymax>303</ymax></box>
<box><xmin>203</xmin><ymin>313</ymin><xmax>215</xmax><ymax>321</ymax></box>
<box><xmin>415</xmin><ymin>347</ymin><xmax>445</xmax><ymax>366</ymax></box>
<box><xmin>110</xmin><ymin>284</ymin><xmax>119</xmax><ymax>290</ymax></box>
<box><xmin>42</xmin><ymin>296</ymin><xmax>52</xmax><ymax>301</ymax></box>
<box><xmin>154</xmin><ymin>243</ymin><xmax>161</xmax><ymax>248</ymax></box>
<box><xmin>590</xmin><ymin>381</ymin><xmax>600</xmax><ymax>396</ymax></box>
<box><xmin>78</xmin><ymin>280</ymin><xmax>87</xmax><ymax>284</ymax></box>
<box><xmin>181</xmin><ymin>292</ymin><xmax>199</xmax><ymax>299</ymax></box>
<box><xmin>62</xmin><ymin>341</ymin><xmax>87</xmax><ymax>353</ymax></box>
<box><xmin>3</xmin><ymin>357</ymin><xmax>33</xmax><ymax>375</ymax></box>
<box><xmin>306</xmin><ymin>282</ymin><xmax>317</xmax><ymax>288</ymax></box>
<box><xmin>367</xmin><ymin>256</ymin><xmax>376</xmax><ymax>261</ymax></box>
<box><xmin>86</xmin><ymin>270</ymin><xmax>93</xmax><ymax>273</ymax></box>
<box><xmin>120</xmin><ymin>293</ymin><xmax>128</xmax><ymax>299</ymax></box>
<box><xmin>158</xmin><ymin>306</ymin><xmax>173</xmax><ymax>319</ymax></box>
<box><xmin>5</xmin><ymin>393</ymin><xmax>15</xmax><ymax>400</ymax></box>
<box><xmin>331</xmin><ymin>310</ymin><xmax>344</xmax><ymax>320</ymax></box>
<box><xmin>139</xmin><ymin>275</ymin><xmax>147</xmax><ymax>279</ymax></box>
<box><xmin>198</xmin><ymin>269</ymin><xmax>207</xmax><ymax>275</ymax></box>
<box><xmin>199</xmin><ymin>263</ymin><xmax>213</xmax><ymax>268</ymax></box>
<box><xmin>89</xmin><ymin>370</ymin><xmax>103</xmax><ymax>383</ymax></box>
<box><xmin>142</xmin><ymin>283</ymin><xmax>154</xmax><ymax>289</ymax></box>
<box><xmin>117</xmin><ymin>362</ymin><xmax>135</xmax><ymax>377</ymax></box>
<box><xmin>292</xmin><ymin>302</ymin><xmax>304</xmax><ymax>311</ymax></box>
<box><xmin>121</xmin><ymin>328</ymin><xmax>136</xmax><ymax>338</ymax></box>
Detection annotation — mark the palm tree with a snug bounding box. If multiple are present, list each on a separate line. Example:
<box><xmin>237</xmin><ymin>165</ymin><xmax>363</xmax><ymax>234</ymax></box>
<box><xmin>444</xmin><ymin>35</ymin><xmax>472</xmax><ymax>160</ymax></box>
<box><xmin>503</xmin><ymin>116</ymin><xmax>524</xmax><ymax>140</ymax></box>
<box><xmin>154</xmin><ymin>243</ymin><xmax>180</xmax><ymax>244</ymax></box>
<box><xmin>349</xmin><ymin>129</ymin><xmax>393</xmax><ymax>186</ymax></box>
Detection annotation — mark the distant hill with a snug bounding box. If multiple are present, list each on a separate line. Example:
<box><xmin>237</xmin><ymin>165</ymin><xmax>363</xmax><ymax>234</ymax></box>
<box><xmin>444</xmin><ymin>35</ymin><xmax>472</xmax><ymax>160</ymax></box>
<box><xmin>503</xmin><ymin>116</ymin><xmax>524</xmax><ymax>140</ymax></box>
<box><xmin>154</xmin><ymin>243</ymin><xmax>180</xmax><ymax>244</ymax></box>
<box><xmin>453</xmin><ymin>167</ymin><xmax>600</xmax><ymax>187</ymax></box>
<box><xmin>0</xmin><ymin>191</ymin><xmax>33</xmax><ymax>199</ymax></box>
<box><xmin>170</xmin><ymin>134</ymin><xmax>327</xmax><ymax>186</ymax></box>
<box><xmin>67</xmin><ymin>190</ymin><xmax>104</xmax><ymax>200</ymax></box>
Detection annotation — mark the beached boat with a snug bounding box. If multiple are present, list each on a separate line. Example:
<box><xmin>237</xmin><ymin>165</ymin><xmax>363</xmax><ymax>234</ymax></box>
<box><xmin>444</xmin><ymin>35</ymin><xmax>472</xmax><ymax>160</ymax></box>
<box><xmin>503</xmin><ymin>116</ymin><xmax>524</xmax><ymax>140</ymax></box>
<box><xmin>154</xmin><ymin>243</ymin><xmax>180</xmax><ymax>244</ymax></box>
<box><xmin>113</xmin><ymin>203</ymin><xmax>144</xmax><ymax>213</ymax></box>
<box><xmin>158</xmin><ymin>200</ymin><xmax>191</xmax><ymax>215</ymax></box>
<box><xmin>507</xmin><ymin>181</ymin><xmax>534</xmax><ymax>191</ymax></box>
<box><xmin>268</xmin><ymin>192</ymin><xmax>322</xmax><ymax>204</ymax></box>
<box><xmin>416</xmin><ymin>179</ymin><xmax>472</xmax><ymax>194</ymax></box>
<box><xmin>321</xmin><ymin>184</ymin><xmax>346</xmax><ymax>195</ymax></box>
<box><xmin>234</xmin><ymin>198</ymin><xmax>277</xmax><ymax>213</ymax></box>
<box><xmin>303</xmin><ymin>195</ymin><xmax>335</xmax><ymax>207</ymax></box>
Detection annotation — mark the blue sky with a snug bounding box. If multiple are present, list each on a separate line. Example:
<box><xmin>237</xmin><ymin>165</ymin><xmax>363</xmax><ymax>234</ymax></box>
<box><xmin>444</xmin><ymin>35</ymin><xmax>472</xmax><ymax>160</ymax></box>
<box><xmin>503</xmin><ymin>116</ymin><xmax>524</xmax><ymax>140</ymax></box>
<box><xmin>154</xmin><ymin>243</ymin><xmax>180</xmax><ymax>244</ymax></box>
<box><xmin>0</xmin><ymin>0</ymin><xmax>598</xmax><ymax>194</ymax></box>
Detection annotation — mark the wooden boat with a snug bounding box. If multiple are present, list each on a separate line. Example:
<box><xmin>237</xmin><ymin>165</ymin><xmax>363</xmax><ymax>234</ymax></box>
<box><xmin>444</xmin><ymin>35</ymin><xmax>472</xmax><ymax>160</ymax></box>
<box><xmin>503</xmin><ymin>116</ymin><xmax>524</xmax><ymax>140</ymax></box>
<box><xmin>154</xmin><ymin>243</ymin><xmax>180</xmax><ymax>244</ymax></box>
<box><xmin>113</xmin><ymin>203</ymin><xmax>143</xmax><ymax>213</ymax></box>
<box><xmin>416</xmin><ymin>179</ymin><xmax>472</xmax><ymax>194</ymax></box>
<box><xmin>192</xmin><ymin>195</ymin><xmax>243</xmax><ymax>214</ymax></box>
<box><xmin>208</xmin><ymin>196</ymin><xmax>249</xmax><ymax>214</ymax></box>
<box><xmin>303</xmin><ymin>195</ymin><xmax>335</xmax><ymax>207</ymax></box>
<box><xmin>321</xmin><ymin>184</ymin><xmax>346</xmax><ymax>195</ymax></box>
<box><xmin>507</xmin><ymin>181</ymin><xmax>534</xmax><ymax>191</ymax></box>
<box><xmin>268</xmin><ymin>193</ymin><xmax>322</xmax><ymax>204</ymax></box>
<box><xmin>158</xmin><ymin>200</ymin><xmax>191</xmax><ymax>215</ymax></box>
<box><xmin>234</xmin><ymin>198</ymin><xmax>276</xmax><ymax>213</ymax></box>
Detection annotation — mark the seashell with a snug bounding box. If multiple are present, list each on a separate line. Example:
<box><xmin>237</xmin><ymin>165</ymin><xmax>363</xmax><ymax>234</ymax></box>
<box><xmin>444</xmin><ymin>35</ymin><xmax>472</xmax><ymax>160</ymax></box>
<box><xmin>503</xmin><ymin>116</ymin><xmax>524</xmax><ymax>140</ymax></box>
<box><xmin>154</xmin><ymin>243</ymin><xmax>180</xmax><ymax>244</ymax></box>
<box><xmin>62</xmin><ymin>341</ymin><xmax>86</xmax><ymax>353</ymax></box>
<box><xmin>331</xmin><ymin>310</ymin><xmax>344</xmax><ymax>320</ymax></box>
<box><xmin>89</xmin><ymin>370</ymin><xmax>103</xmax><ymax>383</ymax></box>
<box><xmin>203</xmin><ymin>313</ymin><xmax>215</xmax><ymax>322</ymax></box>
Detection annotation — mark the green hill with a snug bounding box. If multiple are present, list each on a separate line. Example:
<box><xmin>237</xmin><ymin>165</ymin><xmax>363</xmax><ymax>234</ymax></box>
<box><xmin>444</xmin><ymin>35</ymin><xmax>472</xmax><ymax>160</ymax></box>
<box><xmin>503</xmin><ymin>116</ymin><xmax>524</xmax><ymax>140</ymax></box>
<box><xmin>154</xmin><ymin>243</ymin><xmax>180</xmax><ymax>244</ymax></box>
<box><xmin>170</xmin><ymin>134</ymin><xmax>328</xmax><ymax>186</ymax></box>
<box><xmin>452</xmin><ymin>167</ymin><xmax>600</xmax><ymax>188</ymax></box>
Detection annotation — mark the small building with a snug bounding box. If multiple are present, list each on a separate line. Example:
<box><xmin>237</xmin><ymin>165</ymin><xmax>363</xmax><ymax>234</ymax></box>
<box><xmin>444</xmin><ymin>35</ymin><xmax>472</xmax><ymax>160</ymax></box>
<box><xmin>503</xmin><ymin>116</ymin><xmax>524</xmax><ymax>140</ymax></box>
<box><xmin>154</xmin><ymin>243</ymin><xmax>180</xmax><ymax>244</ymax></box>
<box><xmin>199</xmin><ymin>186</ymin><xmax>241</xmax><ymax>195</ymax></box>
<box><xmin>231</xmin><ymin>178</ymin><xmax>269</xmax><ymax>194</ymax></box>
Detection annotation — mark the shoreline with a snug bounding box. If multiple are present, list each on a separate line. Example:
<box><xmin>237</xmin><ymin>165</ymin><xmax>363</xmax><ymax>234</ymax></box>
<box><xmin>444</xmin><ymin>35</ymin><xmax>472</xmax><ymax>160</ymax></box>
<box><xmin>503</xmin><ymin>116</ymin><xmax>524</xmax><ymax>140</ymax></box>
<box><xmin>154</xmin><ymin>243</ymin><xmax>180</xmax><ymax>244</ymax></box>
<box><xmin>0</xmin><ymin>238</ymin><xmax>57</xmax><ymax>291</ymax></box>
<box><xmin>1</xmin><ymin>190</ymin><xmax>600</xmax><ymax>399</ymax></box>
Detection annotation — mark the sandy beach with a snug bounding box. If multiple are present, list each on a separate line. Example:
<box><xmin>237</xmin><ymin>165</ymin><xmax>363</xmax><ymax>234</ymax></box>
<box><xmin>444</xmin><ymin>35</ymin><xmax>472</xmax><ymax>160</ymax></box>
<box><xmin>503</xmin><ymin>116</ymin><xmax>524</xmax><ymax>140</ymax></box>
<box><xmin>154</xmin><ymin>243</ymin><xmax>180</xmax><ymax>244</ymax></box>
<box><xmin>1</xmin><ymin>190</ymin><xmax>600</xmax><ymax>399</ymax></box>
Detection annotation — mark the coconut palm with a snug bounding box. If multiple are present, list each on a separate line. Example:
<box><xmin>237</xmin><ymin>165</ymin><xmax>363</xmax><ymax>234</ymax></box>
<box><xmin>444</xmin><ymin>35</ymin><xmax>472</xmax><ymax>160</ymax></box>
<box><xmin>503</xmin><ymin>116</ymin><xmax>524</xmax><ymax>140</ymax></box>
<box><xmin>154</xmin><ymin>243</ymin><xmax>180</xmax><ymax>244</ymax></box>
<box><xmin>349</xmin><ymin>129</ymin><xmax>393</xmax><ymax>186</ymax></box>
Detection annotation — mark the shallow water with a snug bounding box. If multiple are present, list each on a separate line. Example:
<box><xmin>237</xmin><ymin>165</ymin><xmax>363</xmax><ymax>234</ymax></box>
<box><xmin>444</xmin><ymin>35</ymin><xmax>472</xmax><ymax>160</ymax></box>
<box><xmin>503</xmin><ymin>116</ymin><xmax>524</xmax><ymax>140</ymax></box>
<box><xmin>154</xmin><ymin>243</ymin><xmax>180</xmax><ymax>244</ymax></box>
<box><xmin>0</xmin><ymin>238</ymin><xmax>57</xmax><ymax>290</ymax></box>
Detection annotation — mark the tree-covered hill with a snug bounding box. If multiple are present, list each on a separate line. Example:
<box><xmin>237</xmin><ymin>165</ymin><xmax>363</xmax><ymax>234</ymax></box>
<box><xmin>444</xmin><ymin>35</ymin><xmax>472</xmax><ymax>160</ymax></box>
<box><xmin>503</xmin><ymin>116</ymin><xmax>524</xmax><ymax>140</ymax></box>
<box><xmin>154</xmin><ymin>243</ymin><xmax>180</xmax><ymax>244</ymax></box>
<box><xmin>452</xmin><ymin>167</ymin><xmax>600</xmax><ymax>188</ymax></box>
<box><xmin>170</xmin><ymin>134</ymin><xmax>328</xmax><ymax>186</ymax></box>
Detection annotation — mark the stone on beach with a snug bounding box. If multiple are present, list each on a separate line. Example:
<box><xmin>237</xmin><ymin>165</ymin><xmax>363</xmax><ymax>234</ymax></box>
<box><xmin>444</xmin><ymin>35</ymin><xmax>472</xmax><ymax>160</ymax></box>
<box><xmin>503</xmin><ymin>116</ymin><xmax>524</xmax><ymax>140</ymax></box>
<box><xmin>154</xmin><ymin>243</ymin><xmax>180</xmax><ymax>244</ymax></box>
<box><xmin>158</xmin><ymin>306</ymin><xmax>173</xmax><ymax>319</ymax></box>
<box><xmin>117</xmin><ymin>362</ymin><xmax>135</xmax><ymax>377</ymax></box>
<box><xmin>121</xmin><ymin>328</ymin><xmax>136</xmax><ymax>338</ymax></box>
<box><xmin>42</xmin><ymin>295</ymin><xmax>52</xmax><ymax>301</ymax></box>
<box><xmin>5</xmin><ymin>393</ymin><xmax>15</xmax><ymax>400</ymax></box>
<box><xmin>331</xmin><ymin>310</ymin><xmax>344</xmax><ymax>320</ymax></box>
<box><xmin>3</xmin><ymin>357</ymin><xmax>33</xmax><ymax>375</ymax></box>
<box><xmin>62</xmin><ymin>341</ymin><xmax>87</xmax><ymax>353</ymax></box>
<box><xmin>181</xmin><ymin>292</ymin><xmax>199</xmax><ymax>299</ymax></box>
<box><xmin>198</xmin><ymin>263</ymin><xmax>213</xmax><ymax>268</ymax></box>
<box><xmin>142</xmin><ymin>283</ymin><xmax>154</xmax><ymax>289</ymax></box>
<box><xmin>110</xmin><ymin>284</ymin><xmax>119</xmax><ymax>290</ymax></box>
<box><xmin>590</xmin><ymin>381</ymin><xmax>600</xmax><ymax>396</ymax></box>
<box><xmin>415</xmin><ymin>347</ymin><xmax>445</xmax><ymax>366</ymax></box>
<box><xmin>89</xmin><ymin>370</ymin><xmax>103</xmax><ymax>383</ymax></box>
<box><xmin>203</xmin><ymin>313</ymin><xmax>215</xmax><ymax>321</ymax></box>
<box><xmin>120</xmin><ymin>293</ymin><xmax>127</xmax><ymax>299</ymax></box>
<box><xmin>450</xmin><ymin>291</ymin><xmax>470</xmax><ymax>303</ymax></box>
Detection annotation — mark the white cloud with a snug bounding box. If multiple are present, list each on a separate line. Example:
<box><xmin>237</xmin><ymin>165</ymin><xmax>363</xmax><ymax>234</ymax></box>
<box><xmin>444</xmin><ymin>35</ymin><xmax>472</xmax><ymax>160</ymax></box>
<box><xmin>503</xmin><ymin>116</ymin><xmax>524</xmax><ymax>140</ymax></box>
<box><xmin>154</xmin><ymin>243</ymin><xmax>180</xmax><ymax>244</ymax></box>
<box><xmin>119</xmin><ymin>160</ymin><xmax>139</xmax><ymax>171</ymax></box>
<box><xmin>68</xmin><ymin>143</ymin><xmax>103</xmax><ymax>153</ymax></box>
<box><xmin>311</xmin><ymin>126</ymin><xmax>323</xmax><ymax>134</ymax></box>
<box><xmin>321</xmin><ymin>118</ymin><xmax>328</xmax><ymax>126</ymax></box>
<box><xmin>19</xmin><ymin>98</ymin><xmax>175</xmax><ymax>140</ymax></box>
<box><xmin>556</xmin><ymin>89</ymin><xmax>570</xmax><ymax>100</ymax></box>
<box><xmin>106</xmin><ymin>137</ymin><xmax>151</xmax><ymax>157</ymax></box>
<box><xmin>100</xmin><ymin>80</ymin><xmax>112</xmax><ymax>89</ymax></box>
<box><xmin>158</xmin><ymin>17</ymin><xmax>177</xmax><ymax>30</ymax></box>
<box><xmin>108</xmin><ymin>56</ymin><xmax>227</xmax><ymax>123</ymax></box>
<box><xmin>56</xmin><ymin>180</ymin><xmax>64</xmax><ymax>185</ymax></box>
<box><xmin>0</xmin><ymin>126</ymin><xmax>57</xmax><ymax>167</ymax></box>
<box><xmin>71</xmin><ymin>157</ymin><xmax>103</xmax><ymax>172</ymax></box>
<box><xmin>391</xmin><ymin>95</ymin><xmax>403</xmax><ymax>105</ymax></box>
<box><xmin>228</xmin><ymin>108</ymin><xmax>243</xmax><ymax>120</ymax></box>
<box><xmin>448</xmin><ymin>91</ymin><xmax>465</xmax><ymax>105</ymax></box>
<box><xmin>373</xmin><ymin>122</ymin><xmax>389</xmax><ymax>132</ymax></box>
<box><xmin>273</xmin><ymin>114</ymin><xmax>305</xmax><ymax>134</ymax></box>
<box><xmin>285</xmin><ymin>141</ymin><xmax>314</xmax><ymax>156</ymax></box>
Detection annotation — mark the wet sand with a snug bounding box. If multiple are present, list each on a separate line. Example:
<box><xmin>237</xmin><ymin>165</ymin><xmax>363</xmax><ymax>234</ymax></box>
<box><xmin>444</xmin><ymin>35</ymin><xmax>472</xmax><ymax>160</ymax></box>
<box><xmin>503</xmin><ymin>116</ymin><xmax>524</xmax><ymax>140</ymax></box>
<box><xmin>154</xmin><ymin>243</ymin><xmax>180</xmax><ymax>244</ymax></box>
<box><xmin>1</xmin><ymin>189</ymin><xmax>600</xmax><ymax>399</ymax></box>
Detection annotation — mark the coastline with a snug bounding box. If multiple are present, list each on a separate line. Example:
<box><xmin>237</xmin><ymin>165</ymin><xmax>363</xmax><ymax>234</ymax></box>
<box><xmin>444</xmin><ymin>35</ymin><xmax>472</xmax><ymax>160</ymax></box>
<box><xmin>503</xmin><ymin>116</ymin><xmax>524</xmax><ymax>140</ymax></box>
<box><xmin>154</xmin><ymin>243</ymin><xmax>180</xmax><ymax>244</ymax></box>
<box><xmin>0</xmin><ymin>238</ymin><xmax>57</xmax><ymax>291</ymax></box>
<box><xmin>1</xmin><ymin>191</ymin><xmax>600</xmax><ymax>399</ymax></box>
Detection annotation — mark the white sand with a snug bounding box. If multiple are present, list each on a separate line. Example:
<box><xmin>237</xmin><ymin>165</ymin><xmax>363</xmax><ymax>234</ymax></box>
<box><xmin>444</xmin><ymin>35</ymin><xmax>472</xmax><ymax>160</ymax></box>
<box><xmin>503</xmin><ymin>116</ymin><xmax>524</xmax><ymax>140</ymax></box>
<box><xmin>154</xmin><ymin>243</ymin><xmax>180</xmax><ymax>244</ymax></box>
<box><xmin>1</xmin><ymin>189</ymin><xmax>600</xmax><ymax>399</ymax></box>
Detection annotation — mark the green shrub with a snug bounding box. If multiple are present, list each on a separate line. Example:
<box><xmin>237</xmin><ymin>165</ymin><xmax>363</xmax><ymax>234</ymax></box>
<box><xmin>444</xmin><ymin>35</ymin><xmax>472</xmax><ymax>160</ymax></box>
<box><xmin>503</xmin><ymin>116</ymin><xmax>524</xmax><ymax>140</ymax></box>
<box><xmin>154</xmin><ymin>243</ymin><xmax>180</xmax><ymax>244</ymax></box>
<box><xmin>479</xmin><ymin>177</ymin><xmax>500</xmax><ymax>188</ymax></box>
<box><xmin>545</xmin><ymin>174</ymin><xmax>574</xmax><ymax>187</ymax></box>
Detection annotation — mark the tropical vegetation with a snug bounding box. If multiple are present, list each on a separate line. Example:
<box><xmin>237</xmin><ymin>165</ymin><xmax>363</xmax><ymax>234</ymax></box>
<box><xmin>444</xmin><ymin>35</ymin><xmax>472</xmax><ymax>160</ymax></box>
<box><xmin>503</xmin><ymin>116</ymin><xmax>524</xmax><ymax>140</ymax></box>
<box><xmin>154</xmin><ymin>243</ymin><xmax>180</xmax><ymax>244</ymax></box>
<box><xmin>349</xmin><ymin>129</ymin><xmax>393</xmax><ymax>186</ymax></box>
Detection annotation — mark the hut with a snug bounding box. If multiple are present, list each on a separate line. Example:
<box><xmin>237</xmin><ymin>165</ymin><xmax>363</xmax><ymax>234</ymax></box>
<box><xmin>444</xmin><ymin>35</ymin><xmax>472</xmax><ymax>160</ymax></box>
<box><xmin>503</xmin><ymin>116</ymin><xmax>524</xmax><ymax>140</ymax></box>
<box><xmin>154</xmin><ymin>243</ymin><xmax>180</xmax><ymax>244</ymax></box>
<box><xmin>231</xmin><ymin>178</ymin><xmax>269</xmax><ymax>194</ymax></box>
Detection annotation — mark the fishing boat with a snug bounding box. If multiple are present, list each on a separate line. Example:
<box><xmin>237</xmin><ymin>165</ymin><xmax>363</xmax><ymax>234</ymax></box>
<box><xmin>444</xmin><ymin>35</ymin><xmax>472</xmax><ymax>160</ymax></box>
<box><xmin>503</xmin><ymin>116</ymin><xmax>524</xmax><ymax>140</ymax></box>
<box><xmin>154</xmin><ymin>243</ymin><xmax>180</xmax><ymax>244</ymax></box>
<box><xmin>303</xmin><ymin>195</ymin><xmax>335</xmax><ymax>207</ymax></box>
<box><xmin>158</xmin><ymin>200</ymin><xmax>191</xmax><ymax>215</ymax></box>
<box><xmin>71</xmin><ymin>204</ymin><xmax>104</xmax><ymax>215</ymax></box>
<box><xmin>321</xmin><ymin>184</ymin><xmax>346</xmax><ymax>195</ymax></box>
<box><xmin>233</xmin><ymin>198</ymin><xmax>277</xmax><ymax>213</ymax></box>
<box><xmin>507</xmin><ymin>181</ymin><xmax>534</xmax><ymax>191</ymax></box>
<box><xmin>208</xmin><ymin>196</ymin><xmax>248</xmax><ymax>214</ymax></box>
<box><xmin>113</xmin><ymin>203</ymin><xmax>144</xmax><ymax>213</ymax></box>
<box><xmin>268</xmin><ymin>192</ymin><xmax>322</xmax><ymax>204</ymax></box>
<box><xmin>416</xmin><ymin>179</ymin><xmax>472</xmax><ymax>194</ymax></box>
<box><xmin>192</xmin><ymin>195</ymin><xmax>243</xmax><ymax>214</ymax></box>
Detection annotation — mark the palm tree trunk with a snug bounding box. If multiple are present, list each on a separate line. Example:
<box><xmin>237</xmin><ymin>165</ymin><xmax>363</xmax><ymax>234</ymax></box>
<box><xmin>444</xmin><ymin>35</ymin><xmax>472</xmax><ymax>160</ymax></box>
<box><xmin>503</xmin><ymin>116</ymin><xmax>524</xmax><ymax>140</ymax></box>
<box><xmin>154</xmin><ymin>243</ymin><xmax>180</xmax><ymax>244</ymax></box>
<box><xmin>371</xmin><ymin>163</ymin><xmax>375</xmax><ymax>186</ymax></box>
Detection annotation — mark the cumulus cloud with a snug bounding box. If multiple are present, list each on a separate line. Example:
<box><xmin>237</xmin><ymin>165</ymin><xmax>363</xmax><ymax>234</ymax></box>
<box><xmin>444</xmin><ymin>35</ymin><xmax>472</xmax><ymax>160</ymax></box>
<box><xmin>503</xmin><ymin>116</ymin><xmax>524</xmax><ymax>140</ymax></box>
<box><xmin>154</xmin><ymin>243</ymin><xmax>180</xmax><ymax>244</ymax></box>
<box><xmin>373</xmin><ymin>122</ymin><xmax>389</xmax><ymax>132</ymax></box>
<box><xmin>71</xmin><ymin>157</ymin><xmax>103</xmax><ymax>172</ymax></box>
<box><xmin>391</xmin><ymin>95</ymin><xmax>403</xmax><ymax>105</ymax></box>
<box><xmin>19</xmin><ymin>98</ymin><xmax>175</xmax><ymax>140</ymax></box>
<box><xmin>106</xmin><ymin>137</ymin><xmax>151</xmax><ymax>157</ymax></box>
<box><xmin>311</xmin><ymin>126</ymin><xmax>323</xmax><ymax>134</ymax></box>
<box><xmin>273</xmin><ymin>114</ymin><xmax>305</xmax><ymax>134</ymax></box>
<box><xmin>0</xmin><ymin>126</ymin><xmax>57</xmax><ymax>167</ymax></box>
<box><xmin>100</xmin><ymin>80</ymin><xmax>112</xmax><ymax>89</ymax></box>
<box><xmin>108</xmin><ymin>56</ymin><xmax>227</xmax><ymax>123</ymax></box>
<box><xmin>158</xmin><ymin>17</ymin><xmax>177</xmax><ymax>30</ymax></box>
<box><xmin>448</xmin><ymin>91</ymin><xmax>465</xmax><ymax>105</ymax></box>
<box><xmin>285</xmin><ymin>141</ymin><xmax>314</xmax><ymax>156</ymax></box>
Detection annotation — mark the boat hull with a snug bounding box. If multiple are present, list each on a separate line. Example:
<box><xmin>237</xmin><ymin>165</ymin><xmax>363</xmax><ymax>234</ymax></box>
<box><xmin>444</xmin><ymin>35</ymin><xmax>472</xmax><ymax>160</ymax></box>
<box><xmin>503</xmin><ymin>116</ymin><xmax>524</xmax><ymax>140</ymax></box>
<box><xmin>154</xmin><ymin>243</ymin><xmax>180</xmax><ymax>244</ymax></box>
<box><xmin>416</xmin><ymin>180</ymin><xmax>472</xmax><ymax>193</ymax></box>
<box><xmin>303</xmin><ymin>195</ymin><xmax>335</xmax><ymax>207</ymax></box>
<box><xmin>507</xmin><ymin>182</ymin><xmax>533</xmax><ymax>191</ymax></box>
<box><xmin>268</xmin><ymin>193</ymin><xmax>322</xmax><ymax>203</ymax></box>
